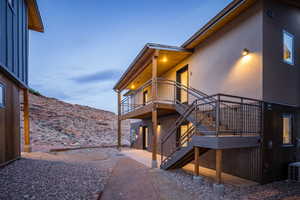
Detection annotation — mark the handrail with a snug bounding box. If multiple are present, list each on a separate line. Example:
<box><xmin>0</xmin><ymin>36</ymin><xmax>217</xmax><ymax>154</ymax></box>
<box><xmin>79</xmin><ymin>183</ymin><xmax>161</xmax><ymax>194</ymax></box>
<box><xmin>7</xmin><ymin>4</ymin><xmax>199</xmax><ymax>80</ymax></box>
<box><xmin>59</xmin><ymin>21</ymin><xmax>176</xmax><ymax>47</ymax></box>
<box><xmin>120</xmin><ymin>77</ymin><xmax>214</xmax><ymax>115</ymax></box>
<box><xmin>160</xmin><ymin>93</ymin><xmax>263</xmax><ymax>167</ymax></box>
<box><xmin>161</xmin><ymin>125</ymin><xmax>196</xmax><ymax>166</ymax></box>
<box><xmin>161</xmin><ymin>100</ymin><xmax>197</xmax><ymax>144</ymax></box>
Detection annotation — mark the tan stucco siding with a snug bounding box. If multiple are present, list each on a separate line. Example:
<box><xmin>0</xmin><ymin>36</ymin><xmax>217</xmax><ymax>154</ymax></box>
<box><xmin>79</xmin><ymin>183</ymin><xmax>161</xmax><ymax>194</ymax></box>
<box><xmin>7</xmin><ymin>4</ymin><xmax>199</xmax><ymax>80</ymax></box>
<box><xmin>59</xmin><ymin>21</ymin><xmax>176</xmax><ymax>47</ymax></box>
<box><xmin>162</xmin><ymin>2</ymin><xmax>263</xmax><ymax>100</ymax></box>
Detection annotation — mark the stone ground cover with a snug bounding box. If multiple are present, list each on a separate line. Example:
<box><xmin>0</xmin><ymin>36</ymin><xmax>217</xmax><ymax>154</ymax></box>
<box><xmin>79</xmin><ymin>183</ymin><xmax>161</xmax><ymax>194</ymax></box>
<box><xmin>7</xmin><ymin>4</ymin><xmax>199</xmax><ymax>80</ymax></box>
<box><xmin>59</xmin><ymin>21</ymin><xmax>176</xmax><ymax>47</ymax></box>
<box><xmin>162</xmin><ymin>168</ymin><xmax>300</xmax><ymax>200</ymax></box>
<box><xmin>1</xmin><ymin>148</ymin><xmax>300</xmax><ymax>200</ymax></box>
<box><xmin>0</xmin><ymin>148</ymin><xmax>121</xmax><ymax>200</ymax></box>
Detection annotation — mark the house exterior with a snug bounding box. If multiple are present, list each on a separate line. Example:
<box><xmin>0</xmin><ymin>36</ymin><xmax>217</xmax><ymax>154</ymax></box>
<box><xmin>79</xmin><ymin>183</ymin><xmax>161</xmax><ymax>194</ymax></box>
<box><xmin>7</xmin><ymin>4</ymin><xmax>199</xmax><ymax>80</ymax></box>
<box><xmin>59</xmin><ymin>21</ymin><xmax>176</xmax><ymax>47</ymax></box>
<box><xmin>114</xmin><ymin>0</ymin><xmax>300</xmax><ymax>184</ymax></box>
<box><xmin>0</xmin><ymin>0</ymin><xmax>43</xmax><ymax>166</ymax></box>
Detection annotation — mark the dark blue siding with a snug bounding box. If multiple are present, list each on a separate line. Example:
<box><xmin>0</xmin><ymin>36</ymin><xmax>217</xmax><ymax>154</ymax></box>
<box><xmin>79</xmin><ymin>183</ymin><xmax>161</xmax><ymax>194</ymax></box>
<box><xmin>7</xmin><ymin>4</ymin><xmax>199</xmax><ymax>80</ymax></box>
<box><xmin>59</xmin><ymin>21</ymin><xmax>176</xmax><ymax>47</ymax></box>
<box><xmin>0</xmin><ymin>0</ymin><xmax>29</xmax><ymax>86</ymax></box>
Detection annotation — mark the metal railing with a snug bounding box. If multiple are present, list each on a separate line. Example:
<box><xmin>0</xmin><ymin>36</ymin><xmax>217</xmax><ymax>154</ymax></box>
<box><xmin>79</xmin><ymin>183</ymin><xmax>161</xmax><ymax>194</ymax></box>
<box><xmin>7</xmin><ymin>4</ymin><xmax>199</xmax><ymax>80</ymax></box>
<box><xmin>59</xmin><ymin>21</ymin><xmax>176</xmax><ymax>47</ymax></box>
<box><xmin>120</xmin><ymin>78</ymin><xmax>214</xmax><ymax>115</ymax></box>
<box><xmin>160</xmin><ymin>93</ymin><xmax>263</xmax><ymax>167</ymax></box>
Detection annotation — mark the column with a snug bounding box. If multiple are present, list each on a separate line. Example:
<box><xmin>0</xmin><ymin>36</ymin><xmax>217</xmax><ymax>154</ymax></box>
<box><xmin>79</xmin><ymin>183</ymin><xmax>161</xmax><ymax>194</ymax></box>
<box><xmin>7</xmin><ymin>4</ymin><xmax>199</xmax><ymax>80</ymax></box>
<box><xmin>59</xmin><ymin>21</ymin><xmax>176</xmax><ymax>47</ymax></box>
<box><xmin>23</xmin><ymin>88</ymin><xmax>31</xmax><ymax>153</ymax></box>
<box><xmin>117</xmin><ymin>91</ymin><xmax>121</xmax><ymax>150</ymax></box>
<box><xmin>151</xmin><ymin>50</ymin><xmax>159</xmax><ymax>168</ymax></box>
<box><xmin>216</xmin><ymin>149</ymin><xmax>223</xmax><ymax>184</ymax></box>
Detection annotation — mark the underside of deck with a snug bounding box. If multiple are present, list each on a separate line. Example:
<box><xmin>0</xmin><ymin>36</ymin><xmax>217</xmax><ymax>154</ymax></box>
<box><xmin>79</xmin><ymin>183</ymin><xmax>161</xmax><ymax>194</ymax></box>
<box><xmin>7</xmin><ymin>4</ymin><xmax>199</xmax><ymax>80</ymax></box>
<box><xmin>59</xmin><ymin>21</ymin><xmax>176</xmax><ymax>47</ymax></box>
<box><xmin>121</xmin><ymin>102</ymin><xmax>176</xmax><ymax>120</ymax></box>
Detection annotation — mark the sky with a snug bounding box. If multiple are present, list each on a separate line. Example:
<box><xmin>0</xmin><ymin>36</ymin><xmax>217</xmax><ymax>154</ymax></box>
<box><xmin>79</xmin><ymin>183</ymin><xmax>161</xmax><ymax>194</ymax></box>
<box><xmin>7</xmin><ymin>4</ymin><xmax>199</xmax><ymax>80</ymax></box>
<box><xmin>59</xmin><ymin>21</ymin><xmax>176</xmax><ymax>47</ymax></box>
<box><xmin>29</xmin><ymin>0</ymin><xmax>232</xmax><ymax>113</ymax></box>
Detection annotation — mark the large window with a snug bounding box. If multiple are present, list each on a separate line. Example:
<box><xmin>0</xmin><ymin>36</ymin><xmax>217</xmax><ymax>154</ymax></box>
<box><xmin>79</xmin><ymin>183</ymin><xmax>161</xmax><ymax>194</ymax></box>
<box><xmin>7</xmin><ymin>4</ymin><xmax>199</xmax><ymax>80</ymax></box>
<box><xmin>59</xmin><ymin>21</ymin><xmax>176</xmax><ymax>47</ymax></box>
<box><xmin>283</xmin><ymin>31</ymin><xmax>295</xmax><ymax>65</ymax></box>
<box><xmin>0</xmin><ymin>83</ymin><xmax>5</xmax><ymax>108</ymax></box>
<box><xmin>282</xmin><ymin>114</ymin><xmax>292</xmax><ymax>145</ymax></box>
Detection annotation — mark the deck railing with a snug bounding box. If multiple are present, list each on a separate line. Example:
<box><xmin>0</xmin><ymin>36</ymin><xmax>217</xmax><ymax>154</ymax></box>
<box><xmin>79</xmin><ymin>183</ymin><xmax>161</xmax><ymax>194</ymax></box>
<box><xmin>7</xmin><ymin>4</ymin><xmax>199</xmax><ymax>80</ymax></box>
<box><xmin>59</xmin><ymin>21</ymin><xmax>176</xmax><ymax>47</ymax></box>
<box><xmin>160</xmin><ymin>94</ymin><xmax>263</xmax><ymax>167</ymax></box>
<box><xmin>120</xmin><ymin>78</ymin><xmax>214</xmax><ymax>115</ymax></box>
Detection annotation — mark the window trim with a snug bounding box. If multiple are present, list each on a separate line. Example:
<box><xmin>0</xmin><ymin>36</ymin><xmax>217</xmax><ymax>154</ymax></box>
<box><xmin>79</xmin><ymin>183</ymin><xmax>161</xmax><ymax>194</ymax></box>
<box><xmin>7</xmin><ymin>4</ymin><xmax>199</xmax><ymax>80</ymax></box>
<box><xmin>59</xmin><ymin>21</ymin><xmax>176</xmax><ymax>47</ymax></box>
<box><xmin>283</xmin><ymin>30</ymin><xmax>295</xmax><ymax>66</ymax></box>
<box><xmin>0</xmin><ymin>83</ymin><xmax>6</xmax><ymax>109</ymax></box>
<box><xmin>282</xmin><ymin>113</ymin><xmax>293</xmax><ymax>146</ymax></box>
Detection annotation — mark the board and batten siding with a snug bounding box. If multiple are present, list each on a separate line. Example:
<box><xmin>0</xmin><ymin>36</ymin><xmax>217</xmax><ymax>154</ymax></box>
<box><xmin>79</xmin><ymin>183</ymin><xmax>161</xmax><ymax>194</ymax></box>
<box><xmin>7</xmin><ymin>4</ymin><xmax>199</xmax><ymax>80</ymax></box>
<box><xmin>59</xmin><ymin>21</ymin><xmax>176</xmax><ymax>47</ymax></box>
<box><xmin>162</xmin><ymin>1</ymin><xmax>263</xmax><ymax>101</ymax></box>
<box><xmin>0</xmin><ymin>0</ymin><xmax>29</xmax><ymax>86</ymax></box>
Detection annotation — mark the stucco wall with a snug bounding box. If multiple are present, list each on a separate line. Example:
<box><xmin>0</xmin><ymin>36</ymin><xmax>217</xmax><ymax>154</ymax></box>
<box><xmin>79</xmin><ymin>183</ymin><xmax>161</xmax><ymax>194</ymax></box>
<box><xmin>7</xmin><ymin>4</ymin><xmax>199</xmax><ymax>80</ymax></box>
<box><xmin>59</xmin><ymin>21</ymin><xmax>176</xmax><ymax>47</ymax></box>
<box><xmin>162</xmin><ymin>1</ymin><xmax>263</xmax><ymax>100</ymax></box>
<box><xmin>263</xmin><ymin>0</ymin><xmax>300</xmax><ymax>106</ymax></box>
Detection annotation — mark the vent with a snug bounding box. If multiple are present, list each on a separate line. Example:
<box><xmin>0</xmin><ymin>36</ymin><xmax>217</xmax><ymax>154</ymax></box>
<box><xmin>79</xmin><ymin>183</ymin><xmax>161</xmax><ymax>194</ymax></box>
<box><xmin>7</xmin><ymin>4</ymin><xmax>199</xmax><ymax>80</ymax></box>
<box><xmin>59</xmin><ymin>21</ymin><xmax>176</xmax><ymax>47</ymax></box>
<box><xmin>288</xmin><ymin>162</ymin><xmax>300</xmax><ymax>182</ymax></box>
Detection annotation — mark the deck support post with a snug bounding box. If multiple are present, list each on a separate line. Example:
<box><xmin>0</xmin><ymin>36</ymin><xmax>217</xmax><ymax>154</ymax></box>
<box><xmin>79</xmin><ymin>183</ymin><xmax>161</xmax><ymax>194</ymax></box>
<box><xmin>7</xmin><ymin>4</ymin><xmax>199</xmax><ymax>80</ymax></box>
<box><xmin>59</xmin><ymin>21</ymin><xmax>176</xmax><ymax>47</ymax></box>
<box><xmin>194</xmin><ymin>147</ymin><xmax>200</xmax><ymax>176</ymax></box>
<box><xmin>216</xmin><ymin>149</ymin><xmax>223</xmax><ymax>184</ymax></box>
<box><xmin>23</xmin><ymin>88</ymin><xmax>31</xmax><ymax>153</ymax></box>
<box><xmin>151</xmin><ymin>50</ymin><xmax>159</xmax><ymax>168</ymax></box>
<box><xmin>117</xmin><ymin>91</ymin><xmax>122</xmax><ymax>151</ymax></box>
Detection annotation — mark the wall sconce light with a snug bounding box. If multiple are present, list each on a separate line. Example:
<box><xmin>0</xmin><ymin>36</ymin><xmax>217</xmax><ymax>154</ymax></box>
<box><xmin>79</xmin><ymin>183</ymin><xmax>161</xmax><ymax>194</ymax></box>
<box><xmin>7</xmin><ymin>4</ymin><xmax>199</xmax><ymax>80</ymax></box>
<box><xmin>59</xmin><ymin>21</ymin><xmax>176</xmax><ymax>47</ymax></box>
<box><xmin>242</xmin><ymin>48</ymin><xmax>250</xmax><ymax>56</ymax></box>
<box><xmin>161</xmin><ymin>57</ymin><xmax>168</xmax><ymax>63</ymax></box>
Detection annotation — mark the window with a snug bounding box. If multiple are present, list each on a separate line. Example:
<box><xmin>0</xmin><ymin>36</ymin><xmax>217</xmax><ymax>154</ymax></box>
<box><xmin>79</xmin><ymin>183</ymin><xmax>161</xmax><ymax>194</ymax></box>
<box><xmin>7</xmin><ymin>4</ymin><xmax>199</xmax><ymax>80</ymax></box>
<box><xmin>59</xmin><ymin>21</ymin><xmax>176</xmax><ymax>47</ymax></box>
<box><xmin>143</xmin><ymin>90</ymin><xmax>148</xmax><ymax>105</ymax></box>
<box><xmin>0</xmin><ymin>83</ymin><xmax>5</xmax><ymax>108</ymax></box>
<box><xmin>283</xmin><ymin>31</ymin><xmax>295</xmax><ymax>65</ymax></box>
<box><xmin>282</xmin><ymin>114</ymin><xmax>292</xmax><ymax>145</ymax></box>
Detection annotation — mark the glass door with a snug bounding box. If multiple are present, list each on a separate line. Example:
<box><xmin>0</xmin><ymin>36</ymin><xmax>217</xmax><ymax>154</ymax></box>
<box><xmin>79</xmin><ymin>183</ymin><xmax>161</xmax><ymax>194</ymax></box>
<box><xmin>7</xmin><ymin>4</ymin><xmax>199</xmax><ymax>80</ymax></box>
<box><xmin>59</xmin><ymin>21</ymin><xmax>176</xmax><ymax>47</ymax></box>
<box><xmin>176</xmin><ymin>65</ymin><xmax>189</xmax><ymax>104</ymax></box>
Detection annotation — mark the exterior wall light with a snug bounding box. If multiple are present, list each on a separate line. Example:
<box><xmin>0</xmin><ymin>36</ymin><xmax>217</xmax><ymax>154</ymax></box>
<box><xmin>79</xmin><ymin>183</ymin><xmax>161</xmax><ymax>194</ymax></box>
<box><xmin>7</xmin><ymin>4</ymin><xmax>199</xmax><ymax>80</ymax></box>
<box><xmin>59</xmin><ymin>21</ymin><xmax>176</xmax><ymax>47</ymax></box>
<box><xmin>161</xmin><ymin>57</ymin><xmax>168</xmax><ymax>63</ymax></box>
<box><xmin>242</xmin><ymin>48</ymin><xmax>250</xmax><ymax>56</ymax></box>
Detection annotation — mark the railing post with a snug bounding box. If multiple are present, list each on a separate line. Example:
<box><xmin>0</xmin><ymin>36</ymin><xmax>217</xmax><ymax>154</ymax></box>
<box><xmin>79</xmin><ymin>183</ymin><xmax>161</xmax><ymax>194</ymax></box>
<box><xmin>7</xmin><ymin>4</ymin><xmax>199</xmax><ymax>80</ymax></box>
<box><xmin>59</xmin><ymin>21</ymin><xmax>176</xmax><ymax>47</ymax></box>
<box><xmin>117</xmin><ymin>91</ymin><xmax>122</xmax><ymax>150</ymax></box>
<box><xmin>241</xmin><ymin>98</ymin><xmax>244</xmax><ymax>136</ymax></box>
<box><xmin>161</xmin><ymin>142</ymin><xmax>163</xmax><ymax>165</ymax></box>
<box><xmin>216</xmin><ymin>95</ymin><xmax>220</xmax><ymax>136</ymax></box>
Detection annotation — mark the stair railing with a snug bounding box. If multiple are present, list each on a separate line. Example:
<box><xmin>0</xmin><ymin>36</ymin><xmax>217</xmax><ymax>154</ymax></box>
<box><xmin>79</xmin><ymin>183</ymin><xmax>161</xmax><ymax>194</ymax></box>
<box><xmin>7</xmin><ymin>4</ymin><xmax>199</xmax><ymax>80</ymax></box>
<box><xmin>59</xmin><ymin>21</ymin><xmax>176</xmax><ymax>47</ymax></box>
<box><xmin>161</xmin><ymin>124</ymin><xmax>196</xmax><ymax>166</ymax></box>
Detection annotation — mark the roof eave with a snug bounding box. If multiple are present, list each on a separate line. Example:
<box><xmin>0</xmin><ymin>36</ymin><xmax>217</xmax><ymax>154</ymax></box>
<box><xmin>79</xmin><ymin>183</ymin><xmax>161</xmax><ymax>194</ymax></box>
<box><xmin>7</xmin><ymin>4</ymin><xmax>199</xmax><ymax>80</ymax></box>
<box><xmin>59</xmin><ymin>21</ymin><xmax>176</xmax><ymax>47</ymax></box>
<box><xmin>113</xmin><ymin>43</ymin><xmax>192</xmax><ymax>91</ymax></box>
<box><xmin>27</xmin><ymin>0</ymin><xmax>44</xmax><ymax>33</ymax></box>
<box><xmin>181</xmin><ymin>0</ymin><xmax>253</xmax><ymax>49</ymax></box>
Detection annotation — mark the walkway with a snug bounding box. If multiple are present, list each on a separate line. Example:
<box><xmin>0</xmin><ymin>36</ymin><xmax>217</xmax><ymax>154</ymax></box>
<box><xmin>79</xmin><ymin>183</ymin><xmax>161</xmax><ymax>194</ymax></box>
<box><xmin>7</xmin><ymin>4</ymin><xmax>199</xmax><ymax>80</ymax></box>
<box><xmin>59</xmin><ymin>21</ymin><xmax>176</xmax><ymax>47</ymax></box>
<box><xmin>101</xmin><ymin>157</ymin><xmax>196</xmax><ymax>200</ymax></box>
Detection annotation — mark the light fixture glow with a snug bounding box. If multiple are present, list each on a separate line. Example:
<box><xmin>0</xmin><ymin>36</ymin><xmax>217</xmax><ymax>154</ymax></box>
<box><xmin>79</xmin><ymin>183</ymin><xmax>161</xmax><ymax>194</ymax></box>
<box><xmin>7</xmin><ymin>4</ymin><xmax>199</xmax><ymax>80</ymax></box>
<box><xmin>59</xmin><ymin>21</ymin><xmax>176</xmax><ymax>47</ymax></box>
<box><xmin>131</xmin><ymin>85</ymin><xmax>135</xmax><ymax>89</ymax></box>
<box><xmin>242</xmin><ymin>48</ymin><xmax>250</xmax><ymax>56</ymax></box>
<box><xmin>161</xmin><ymin>57</ymin><xmax>168</xmax><ymax>63</ymax></box>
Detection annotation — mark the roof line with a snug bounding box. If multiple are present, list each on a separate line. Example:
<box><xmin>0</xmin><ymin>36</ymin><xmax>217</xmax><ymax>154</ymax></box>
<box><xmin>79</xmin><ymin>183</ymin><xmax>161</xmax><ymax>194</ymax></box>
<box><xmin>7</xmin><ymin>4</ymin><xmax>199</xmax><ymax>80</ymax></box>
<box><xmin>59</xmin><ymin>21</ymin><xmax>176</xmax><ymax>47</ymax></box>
<box><xmin>181</xmin><ymin>0</ymin><xmax>247</xmax><ymax>48</ymax></box>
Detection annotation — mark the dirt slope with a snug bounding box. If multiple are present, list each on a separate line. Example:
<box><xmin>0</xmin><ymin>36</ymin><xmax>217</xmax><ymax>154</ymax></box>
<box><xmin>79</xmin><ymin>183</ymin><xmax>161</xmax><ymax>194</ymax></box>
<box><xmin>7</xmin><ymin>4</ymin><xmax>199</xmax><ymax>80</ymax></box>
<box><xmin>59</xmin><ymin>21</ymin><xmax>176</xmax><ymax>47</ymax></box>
<box><xmin>20</xmin><ymin>92</ymin><xmax>130</xmax><ymax>151</ymax></box>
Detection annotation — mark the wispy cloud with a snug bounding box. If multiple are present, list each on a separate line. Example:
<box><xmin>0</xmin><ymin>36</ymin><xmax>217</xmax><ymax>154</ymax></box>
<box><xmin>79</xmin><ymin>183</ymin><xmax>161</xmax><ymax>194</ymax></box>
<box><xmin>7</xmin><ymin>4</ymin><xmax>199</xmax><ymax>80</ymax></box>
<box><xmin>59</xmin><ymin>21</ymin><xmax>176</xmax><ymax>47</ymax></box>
<box><xmin>71</xmin><ymin>69</ymin><xmax>121</xmax><ymax>84</ymax></box>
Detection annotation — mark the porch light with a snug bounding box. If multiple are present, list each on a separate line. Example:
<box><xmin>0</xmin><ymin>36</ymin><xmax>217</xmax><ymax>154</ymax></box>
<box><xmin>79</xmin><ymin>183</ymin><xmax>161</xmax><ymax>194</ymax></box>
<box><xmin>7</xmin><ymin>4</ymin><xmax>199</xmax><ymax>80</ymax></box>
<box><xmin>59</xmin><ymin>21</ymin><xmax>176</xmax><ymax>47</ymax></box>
<box><xmin>161</xmin><ymin>57</ymin><xmax>168</xmax><ymax>63</ymax></box>
<box><xmin>242</xmin><ymin>48</ymin><xmax>250</xmax><ymax>56</ymax></box>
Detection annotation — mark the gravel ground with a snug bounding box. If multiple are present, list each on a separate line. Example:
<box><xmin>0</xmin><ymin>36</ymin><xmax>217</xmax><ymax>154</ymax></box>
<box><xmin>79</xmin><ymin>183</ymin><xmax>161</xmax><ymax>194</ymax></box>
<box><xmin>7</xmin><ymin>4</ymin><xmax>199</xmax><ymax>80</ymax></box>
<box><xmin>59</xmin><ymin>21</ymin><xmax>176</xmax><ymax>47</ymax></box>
<box><xmin>0</xmin><ymin>148</ymin><xmax>121</xmax><ymax>200</ymax></box>
<box><xmin>161</xmin><ymin>169</ymin><xmax>300</xmax><ymax>200</ymax></box>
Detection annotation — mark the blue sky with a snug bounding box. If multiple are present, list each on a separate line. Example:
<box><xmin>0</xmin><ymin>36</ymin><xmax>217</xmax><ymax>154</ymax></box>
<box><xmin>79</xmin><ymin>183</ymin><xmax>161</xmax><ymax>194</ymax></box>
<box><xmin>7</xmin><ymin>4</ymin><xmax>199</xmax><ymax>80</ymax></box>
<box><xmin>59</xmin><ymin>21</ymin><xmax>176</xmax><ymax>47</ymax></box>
<box><xmin>29</xmin><ymin>0</ymin><xmax>232</xmax><ymax>113</ymax></box>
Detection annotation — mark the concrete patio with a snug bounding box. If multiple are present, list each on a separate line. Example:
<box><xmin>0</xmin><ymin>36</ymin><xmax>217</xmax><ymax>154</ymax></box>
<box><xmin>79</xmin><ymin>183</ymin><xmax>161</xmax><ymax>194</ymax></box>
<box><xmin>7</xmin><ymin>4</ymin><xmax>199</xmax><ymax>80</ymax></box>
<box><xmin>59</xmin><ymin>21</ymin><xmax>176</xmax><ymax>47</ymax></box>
<box><xmin>121</xmin><ymin>148</ymin><xmax>258</xmax><ymax>187</ymax></box>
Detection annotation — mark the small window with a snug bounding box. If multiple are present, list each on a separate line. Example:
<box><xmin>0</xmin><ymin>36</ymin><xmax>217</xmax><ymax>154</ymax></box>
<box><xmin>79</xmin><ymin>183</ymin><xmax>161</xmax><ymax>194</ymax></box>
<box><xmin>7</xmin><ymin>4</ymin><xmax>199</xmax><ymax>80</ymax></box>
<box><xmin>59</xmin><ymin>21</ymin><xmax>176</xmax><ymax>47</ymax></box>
<box><xmin>143</xmin><ymin>90</ymin><xmax>148</xmax><ymax>105</ymax></box>
<box><xmin>0</xmin><ymin>84</ymin><xmax>5</xmax><ymax>108</ymax></box>
<box><xmin>283</xmin><ymin>31</ymin><xmax>295</xmax><ymax>65</ymax></box>
<box><xmin>282</xmin><ymin>114</ymin><xmax>292</xmax><ymax>145</ymax></box>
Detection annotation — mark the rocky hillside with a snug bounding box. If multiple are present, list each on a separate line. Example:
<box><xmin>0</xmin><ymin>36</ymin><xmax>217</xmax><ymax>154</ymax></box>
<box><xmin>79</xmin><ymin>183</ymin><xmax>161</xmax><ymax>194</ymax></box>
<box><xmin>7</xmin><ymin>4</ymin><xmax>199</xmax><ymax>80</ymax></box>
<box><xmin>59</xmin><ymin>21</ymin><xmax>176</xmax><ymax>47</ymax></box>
<box><xmin>20</xmin><ymin>92</ymin><xmax>130</xmax><ymax>152</ymax></box>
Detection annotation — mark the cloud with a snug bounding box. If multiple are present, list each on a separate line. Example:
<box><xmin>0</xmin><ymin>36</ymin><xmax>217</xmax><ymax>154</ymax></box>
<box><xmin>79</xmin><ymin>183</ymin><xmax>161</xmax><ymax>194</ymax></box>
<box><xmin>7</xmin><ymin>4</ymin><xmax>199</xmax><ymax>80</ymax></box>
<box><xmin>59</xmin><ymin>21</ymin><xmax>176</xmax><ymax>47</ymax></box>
<box><xmin>71</xmin><ymin>69</ymin><xmax>121</xmax><ymax>84</ymax></box>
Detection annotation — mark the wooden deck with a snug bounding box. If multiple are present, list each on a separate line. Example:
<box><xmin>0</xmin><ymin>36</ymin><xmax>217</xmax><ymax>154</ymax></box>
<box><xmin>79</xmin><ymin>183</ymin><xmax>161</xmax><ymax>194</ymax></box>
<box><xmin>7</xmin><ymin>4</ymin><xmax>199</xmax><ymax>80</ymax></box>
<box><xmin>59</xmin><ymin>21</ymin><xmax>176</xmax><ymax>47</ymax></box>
<box><xmin>121</xmin><ymin>102</ymin><xmax>176</xmax><ymax>120</ymax></box>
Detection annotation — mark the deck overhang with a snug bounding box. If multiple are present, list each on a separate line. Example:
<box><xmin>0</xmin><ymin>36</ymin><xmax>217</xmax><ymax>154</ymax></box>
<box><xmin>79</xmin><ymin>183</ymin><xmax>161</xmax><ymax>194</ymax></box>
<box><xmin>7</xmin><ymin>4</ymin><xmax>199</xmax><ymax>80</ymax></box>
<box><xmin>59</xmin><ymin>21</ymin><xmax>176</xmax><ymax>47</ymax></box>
<box><xmin>121</xmin><ymin>102</ymin><xmax>176</xmax><ymax>120</ymax></box>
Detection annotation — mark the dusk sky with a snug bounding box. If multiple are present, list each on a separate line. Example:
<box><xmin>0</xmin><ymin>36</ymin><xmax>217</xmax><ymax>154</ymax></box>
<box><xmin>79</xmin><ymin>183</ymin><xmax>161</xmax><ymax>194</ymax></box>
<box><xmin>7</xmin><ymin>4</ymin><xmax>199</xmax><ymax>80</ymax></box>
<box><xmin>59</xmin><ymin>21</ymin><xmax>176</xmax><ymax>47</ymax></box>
<box><xmin>29</xmin><ymin>0</ymin><xmax>232</xmax><ymax>113</ymax></box>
